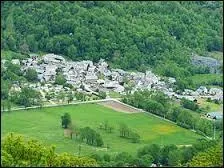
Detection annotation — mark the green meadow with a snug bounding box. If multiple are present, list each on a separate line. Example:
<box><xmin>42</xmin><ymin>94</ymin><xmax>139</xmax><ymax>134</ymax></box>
<box><xmin>187</xmin><ymin>74</ymin><xmax>223</xmax><ymax>88</ymax></box>
<box><xmin>1</xmin><ymin>103</ymin><xmax>203</xmax><ymax>156</ymax></box>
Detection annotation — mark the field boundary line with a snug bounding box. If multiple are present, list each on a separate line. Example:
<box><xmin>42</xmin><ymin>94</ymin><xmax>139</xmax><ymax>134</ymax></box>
<box><xmin>1</xmin><ymin>98</ymin><xmax>118</xmax><ymax>112</ymax></box>
<box><xmin>1</xmin><ymin>98</ymin><xmax>212</xmax><ymax>140</ymax></box>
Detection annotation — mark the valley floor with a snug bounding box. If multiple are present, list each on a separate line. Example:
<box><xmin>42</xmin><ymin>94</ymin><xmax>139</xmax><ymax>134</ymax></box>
<box><xmin>1</xmin><ymin>103</ymin><xmax>203</xmax><ymax>156</ymax></box>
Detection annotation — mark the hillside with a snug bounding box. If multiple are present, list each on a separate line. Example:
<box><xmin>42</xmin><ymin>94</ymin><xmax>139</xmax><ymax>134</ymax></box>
<box><xmin>1</xmin><ymin>1</ymin><xmax>223</xmax><ymax>79</ymax></box>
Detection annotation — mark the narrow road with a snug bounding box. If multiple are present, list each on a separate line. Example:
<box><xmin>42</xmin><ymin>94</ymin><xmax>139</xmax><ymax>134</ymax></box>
<box><xmin>1</xmin><ymin>98</ymin><xmax>119</xmax><ymax>112</ymax></box>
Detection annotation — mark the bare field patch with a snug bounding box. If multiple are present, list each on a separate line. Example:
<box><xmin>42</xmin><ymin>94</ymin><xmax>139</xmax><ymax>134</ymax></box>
<box><xmin>98</xmin><ymin>100</ymin><xmax>142</xmax><ymax>113</ymax></box>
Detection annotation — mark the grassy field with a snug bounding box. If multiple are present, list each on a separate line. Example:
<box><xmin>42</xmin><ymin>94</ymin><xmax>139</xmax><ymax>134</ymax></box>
<box><xmin>1</xmin><ymin>103</ymin><xmax>203</xmax><ymax>156</ymax></box>
<box><xmin>108</xmin><ymin>91</ymin><xmax>121</xmax><ymax>98</ymax></box>
<box><xmin>187</xmin><ymin>74</ymin><xmax>223</xmax><ymax>88</ymax></box>
<box><xmin>198</xmin><ymin>98</ymin><xmax>222</xmax><ymax>113</ymax></box>
<box><xmin>207</xmin><ymin>51</ymin><xmax>223</xmax><ymax>62</ymax></box>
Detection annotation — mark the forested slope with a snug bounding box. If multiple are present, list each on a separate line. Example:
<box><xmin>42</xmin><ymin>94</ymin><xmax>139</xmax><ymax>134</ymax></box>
<box><xmin>1</xmin><ymin>1</ymin><xmax>223</xmax><ymax>78</ymax></box>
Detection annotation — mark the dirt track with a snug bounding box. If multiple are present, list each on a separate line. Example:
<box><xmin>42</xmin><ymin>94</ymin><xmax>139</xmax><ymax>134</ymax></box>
<box><xmin>98</xmin><ymin>100</ymin><xmax>142</xmax><ymax>113</ymax></box>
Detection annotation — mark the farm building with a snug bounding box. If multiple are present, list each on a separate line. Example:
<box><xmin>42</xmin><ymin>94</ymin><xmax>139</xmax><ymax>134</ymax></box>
<box><xmin>206</xmin><ymin>112</ymin><xmax>223</xmax><ymax>120</ymax></box>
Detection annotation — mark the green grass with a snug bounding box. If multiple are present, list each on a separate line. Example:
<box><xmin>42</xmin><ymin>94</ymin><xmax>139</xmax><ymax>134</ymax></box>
<box><xmin>207</xmin><ymin>51</ymin><xmax>223</xmax><ymax>62</ymax></box>
<box><xmin>187</xmin><ymin>74</ymin><xmax>223</xmax><ymax>88</ymax></box>
<box><xmin>1</xmin><ymin>103</ymin><xmax>203</xmax><ymax>156</ymax></box>
<box><xmin>198</xmin><ymin>98</ymin><xmax>222</xmax><ymax>112</ymax></box>
<box><xmin>108</xmin><ymin>91</ymin><xmax>121</xmax><ymax>98</ymax></box>
<box><xmin>1</xmin><ymin>50</ymin><xmax>29</xmax><ymax>60</ymax></box>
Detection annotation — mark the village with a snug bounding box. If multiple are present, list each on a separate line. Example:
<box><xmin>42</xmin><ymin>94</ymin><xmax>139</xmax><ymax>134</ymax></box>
<box><xmin>4</xmin><ymin>53</ymin><xmax>223</xmax><ymax>106</ymax></box>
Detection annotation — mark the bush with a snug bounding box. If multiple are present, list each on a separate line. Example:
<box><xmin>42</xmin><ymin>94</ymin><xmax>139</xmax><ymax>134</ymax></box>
<box><xmin>55</xmin><ymin>73</ymin><xmax>66</xmax><ymax>85</ymax></box>
<box><xmin>180</xmin><ymin>98</ymin><xmax>199</xmax><ymax>111</ymax></box>
<box><xmin>24</xmin><ymin>68</ymin><xmax>38</xmax><ymax>82</ymax></box>
<box><xmin>103</xmin><ymin>154</ymin><xmax>111</xmax><ymax>162</ymax></box>
<box><xmin>98</xmin><ymin>91</ymin><xmax>106</xmax><ymax>99</ymax></box>
<box><xmin>130</xmin><ymin>132</ymin><xmax>140</xmax><ymax>143</ymax></box>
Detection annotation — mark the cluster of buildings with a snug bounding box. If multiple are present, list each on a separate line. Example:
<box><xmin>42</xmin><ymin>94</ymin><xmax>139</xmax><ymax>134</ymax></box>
<box><xmin>4</xmin><ymin>53</ymin><xmax>223</xmax><ymax>103</ymax></box>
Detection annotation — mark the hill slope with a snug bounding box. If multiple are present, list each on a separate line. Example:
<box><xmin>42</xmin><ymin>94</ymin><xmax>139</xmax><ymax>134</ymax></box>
<box><xmin>1</xmin><ymin>1</ymin><xmax>222</xmax><ymax>76</ymax></box>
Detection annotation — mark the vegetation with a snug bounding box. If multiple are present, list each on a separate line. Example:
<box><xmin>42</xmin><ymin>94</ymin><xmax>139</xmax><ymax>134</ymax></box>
<box><xmin>1</xmin><ymin>133</ymin><xmax>98</xmax><ymax>167</ymax></box>
<box><xmin>98</xmin><ymin>91</ymin><xmax>106</xmax><ymax>99</ymax></box>
<box><xmin>61</xmin><ymin>113</ymin><xmax>72</xmax><ymax>129</ymax></box>
<box><xmin>24</xmin><ymin>68</ymin><xmax>38</xmax><ymax>82</ymax></box>
<box><xmin>119</xmin><ymin>122</ymin><xmax>140</xmax><ymax>143</ymax></box>
<box><xmin>186</xmin><ymin>74</ymin><xmax>223</xmax><ymax>89</ymax></box>
<box><xmin>1</xmin><ymin>2</ymin><xmax>222</xmax><ymax>87</ymax></box>
<box><xmin>1</xmin><ymin>103</ymin><xmax>203</xmax><ymax>155</ymax></box>
<box><xmin>180</xmin><ymin>98</ymin><xmax>199</xmax><ymax>111</ymax></box>
<box><xmin>1</xmin><ymin>1</ymin><xmax>223</xmax><ymax>167</ymax></box>
<box><xmin>10</xmin><ymin>87</ymin><xmax>41</xmax><ymax>108</ymax></box>
<box><xmin>79</xmin><ymin>127</ymin><xmax>104</xmax><ymax>147</ymax></box>
<box><xmin>188</xmin><ymin>142</ymin><xmax>223</xmax><ymax>167</ymax></box>
<box><xmin>92</xmin><ymin>139</ymin><xmax>221</xmax><ymax>167</ymax></box>
<box><xmin>1</xmin><ymin>50</ymin><xmax>29</xmax><ymax>60</ymax></box>
<box><xmin>122</xmin><ymin>90</ymin><xmax>221</xmax><ymax>137</ymax></box>
<box><xmin>55</xmin><ymin>73</ymin><xmax>66</xmax><ymax>85</ymax></box>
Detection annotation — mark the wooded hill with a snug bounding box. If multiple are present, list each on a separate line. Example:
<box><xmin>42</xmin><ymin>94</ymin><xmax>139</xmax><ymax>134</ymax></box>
<box><xmin>1</xmin><ymin>1</ymin><xmax>223</xmax><ymax>79</ymax></box>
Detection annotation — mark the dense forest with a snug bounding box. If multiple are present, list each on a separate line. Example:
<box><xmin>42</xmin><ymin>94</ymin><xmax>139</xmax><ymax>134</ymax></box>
<box><xmin>1</xmin><ymin>1</ymin><xmax>223</xmax><ymax>79</ymax></box>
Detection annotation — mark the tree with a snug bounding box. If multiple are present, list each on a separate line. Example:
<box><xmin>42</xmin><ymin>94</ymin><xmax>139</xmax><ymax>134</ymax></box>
<box><xmin>1</xmin><ymin>80</ymin><xmax>10</xmax><ymax>100</ymax></box>
<box><xmin>130</xmin><ymin>131</ymin><xmax>140</xmax><ymax>143</ymax></box>
<box><xmin>114</xmin><ymin>152</ymin><xmax>134</xmax><ymax>167</ymax></box>
<box><xmin>95</xmin><ymin>133</ymin><xmax>104</xmax><ymax>147</ymax></box>
<box><xmin>137</xmin><ymin>144</ymin><xmax>161</xmax><ymax>164</ymax></box>
<box><xmin>15</xmin><ymin>87</ymin><xmax>40</xmax><ymax>108</ymax></box>
<box><xmin>1</xmin><ymin>1</ymin><xmax>222</xmax><ymax>78</ymax></box>
<box><xmin>7</xmin><ymin>63</ymin><xmax>22</xmax><ymax>76</ymax></box>
<box><xmin>182</xmin><ymin>146</ymin><xmax>195</xmax><ymax>164</ymax></box>
<box><xmin>1</xmin><ymin>133</ymin><xmax>98</xmax><ymax>167</ymax></box>
<box><xmin>7</xmin><ymin>35</ymin><xmax>17</xmax><ymax>51</ymax></box>
<box><xmin>180</xmin><ymin>98</ymin><xmax>199</xmax><ymax>111</ymax></box>
<box><xmin>6</xmin><ymin>100</ymin><xmax>11</xmax><ymax>112</ymax></box>
<box><xmin>19</xmin><ymin>42</ymin><xmax>30</xmax><ymax>54</ymax></box>
<box><xmin>67</xmin><ymin>92</ymin><xmax>73</xmax><ymax>104</ymax></box>
<box><xmin>25</xmin><ymin>68</ymin><xmax>38</xmax><ymax>82</ymax></box>
<box><xmin>103</xmin><ymin>154</ymin><xmax>111</xmax><ymax>162</ymax></box>
<box><xmin>98</xmin><ymin>91</ymin><xmax>106</xmax><ymax>99</ymax></box>
<box><xmin>26</xmin><ymin>34</ymin><xmax>38</xmax><ymax>52</ymax></box>
<box><xmin>61</xmin><ymin>113</ymin><xmax>72</xmax><ymax>129</ymax></box>
<box><xmin>79</xmin><ymin>127</ymin><xmax>104</xmax><ymax>147</ymax></box>
<box><xmin>119</xmin><ymin>123</ymin><xmax>129</xmax><ymax>138</ymax></box>
<box><xmin>67</xmin><ymin>44</ymin><xmax>77</xmax><ymax>58</ymax></box>
<box><xmin>136</xmin><ymin>154</ymin><xmax>153</xmax><ymax>167</ymax></box>
<box><xmin>168</xmin><ymin>149</ymin><xmax>183</xmax><ymax>166</ymax></box>
<box><xmin>55</xmin><ymin>73</ymin><xmax>66</xmax><ymax>85</ymax></box>
<box><xmin>160</xmin><ymin>144</ymin><xmax>178</xmax><ymax>165</ymax></box>
<box><xmin>177</xmin><ymin>109</ymin><xmax>194</xmax><ymax>129</ymax></box>
<box><xmin>167</xmin><ymin>107</ymin><xmax>180</xmax><ymax>122</ymax></box>
<box><xmin>189</xmin><ymin>143</ymin><xmax>223</xmax><ymax>167</ymax></box>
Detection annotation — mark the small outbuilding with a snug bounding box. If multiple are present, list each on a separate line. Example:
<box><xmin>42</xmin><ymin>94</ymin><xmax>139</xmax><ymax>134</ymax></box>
<box><xmin>206</xmin><ymin>112</ymin><xmax>223</xmax><ymax>120</ymax></box>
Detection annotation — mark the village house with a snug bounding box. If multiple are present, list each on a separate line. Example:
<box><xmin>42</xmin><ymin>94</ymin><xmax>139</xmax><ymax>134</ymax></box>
<box><xmin>206</xmin><ymin>112</ymin><xmax>223</xmax><ymax>120</ymax></box>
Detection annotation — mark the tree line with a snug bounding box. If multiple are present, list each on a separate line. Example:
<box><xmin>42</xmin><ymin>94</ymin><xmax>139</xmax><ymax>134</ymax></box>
<box><xmin>89</xmin><ymin>138</ymin><xmax>222</xmax><ymax>167</ymax></box>
<box><xmin>61</xmin><ymin>113</ymin><xmax>141</xmax><ymax>148</ymax></box>
<box><xmin>122</xmin><ymin>90</ymin><xmax>223</xmax><ymax>138</ymax></box>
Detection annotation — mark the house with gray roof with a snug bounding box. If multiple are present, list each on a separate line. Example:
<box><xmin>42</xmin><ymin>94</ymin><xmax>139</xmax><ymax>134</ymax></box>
<box><xmin>206</xmin><ymin>112</ymin><xmax>223</xmax><ymax>120</ymax></box>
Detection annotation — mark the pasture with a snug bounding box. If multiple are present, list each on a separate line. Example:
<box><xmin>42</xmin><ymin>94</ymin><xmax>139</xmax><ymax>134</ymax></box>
<box><xmin>187</xmin><ymin>73</ymin><xmax>222</xmax><ymax>88</ymax></box>
<box><xmin>1</xmin><ymin>103</ymin><xmax>203</xmax><ymax>156</ymax></box>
